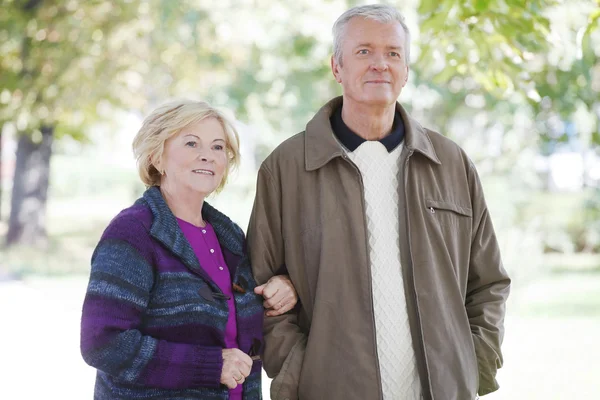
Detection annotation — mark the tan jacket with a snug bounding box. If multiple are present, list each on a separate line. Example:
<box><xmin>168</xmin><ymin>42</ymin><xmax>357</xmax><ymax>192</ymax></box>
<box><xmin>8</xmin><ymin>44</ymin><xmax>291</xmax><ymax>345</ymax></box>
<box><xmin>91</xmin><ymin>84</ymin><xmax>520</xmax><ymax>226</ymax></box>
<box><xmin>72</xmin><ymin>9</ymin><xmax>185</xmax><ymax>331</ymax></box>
<box><xmin>247</xmin><ymin>97</ymin><xmax>510</xmax><ymax>400</ymax></box>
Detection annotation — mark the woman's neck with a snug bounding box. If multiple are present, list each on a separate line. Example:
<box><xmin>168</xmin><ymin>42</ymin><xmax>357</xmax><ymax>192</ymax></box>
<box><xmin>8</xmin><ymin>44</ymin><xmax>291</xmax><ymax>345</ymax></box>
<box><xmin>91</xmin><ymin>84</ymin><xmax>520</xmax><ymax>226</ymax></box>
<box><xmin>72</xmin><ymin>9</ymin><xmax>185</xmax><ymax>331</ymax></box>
<box><xmin>159</xmin><ymin>184</ymin><xmax>206</xmax><ymax>227</ymax></box>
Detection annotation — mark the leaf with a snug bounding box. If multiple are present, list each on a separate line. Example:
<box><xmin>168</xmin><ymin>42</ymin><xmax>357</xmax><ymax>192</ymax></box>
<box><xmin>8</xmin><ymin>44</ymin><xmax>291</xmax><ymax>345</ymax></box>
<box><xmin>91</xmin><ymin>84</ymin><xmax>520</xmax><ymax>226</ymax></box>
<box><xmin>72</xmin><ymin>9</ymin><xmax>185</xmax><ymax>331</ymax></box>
<box><xmin>474</xmin><ymin>0</ymin><xmax>489</xmax><ymax>13</ymax></box>
<box><xmin>419</xmin><ymin>0</ymin><xmax>441</xmax><ymax>16</ymax></box>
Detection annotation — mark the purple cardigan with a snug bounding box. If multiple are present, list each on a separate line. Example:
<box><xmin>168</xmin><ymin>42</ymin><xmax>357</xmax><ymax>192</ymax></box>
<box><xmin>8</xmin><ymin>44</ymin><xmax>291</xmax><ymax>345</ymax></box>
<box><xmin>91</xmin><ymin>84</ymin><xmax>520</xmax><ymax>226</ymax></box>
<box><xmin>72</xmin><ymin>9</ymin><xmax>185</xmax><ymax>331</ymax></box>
<box><xmin>80</xmin><ymin>187</ymin><xmax>264</xmax><ymax>399</ymax></box>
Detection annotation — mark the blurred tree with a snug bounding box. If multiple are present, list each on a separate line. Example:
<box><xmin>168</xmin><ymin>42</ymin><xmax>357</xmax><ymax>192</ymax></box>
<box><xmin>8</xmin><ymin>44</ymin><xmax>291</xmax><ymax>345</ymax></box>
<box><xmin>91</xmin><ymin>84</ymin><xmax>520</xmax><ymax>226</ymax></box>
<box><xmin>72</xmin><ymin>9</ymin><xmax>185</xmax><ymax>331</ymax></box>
<box><xmin>417</xmin><ymin>0</ymin><xmax>555</xmax><ymax>94</ymax></box>
<box><xmin>0</xmin><ymin>0</ymin><xmax>139</xmax><ymax>246</ymax></box>
<box><xmin>531</xmin><ymin>1</ymin><xmax>600</xmax><ymax>144</ymax></box>
<box><xmin>416</xmin><ymin>0</ymin><xmax>600</xmax><ymax>146</ymax></box>
<box><xmin>1</xmin><ymin>0</ymin><xmax>598</xmax><ymax>250</ymax></box>
<box><xmin>0</xmin><ymin>0</ymin><xmax>238</xmax><ymax>247</ymax></box>
<box><xmin>0</xmin><ymin>124</ymin><xmax>3</xmax><ymax>220</ymax></box>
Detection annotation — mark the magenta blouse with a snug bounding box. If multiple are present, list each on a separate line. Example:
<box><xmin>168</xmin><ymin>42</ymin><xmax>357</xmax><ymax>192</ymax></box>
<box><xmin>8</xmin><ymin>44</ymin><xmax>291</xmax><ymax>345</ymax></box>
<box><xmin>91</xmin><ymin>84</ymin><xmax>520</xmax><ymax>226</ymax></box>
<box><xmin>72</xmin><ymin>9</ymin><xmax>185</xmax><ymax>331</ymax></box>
<box><xmin>177</xmin><ymin>218</ymin><xmax>242</xmax><ymax>400</ymax></box>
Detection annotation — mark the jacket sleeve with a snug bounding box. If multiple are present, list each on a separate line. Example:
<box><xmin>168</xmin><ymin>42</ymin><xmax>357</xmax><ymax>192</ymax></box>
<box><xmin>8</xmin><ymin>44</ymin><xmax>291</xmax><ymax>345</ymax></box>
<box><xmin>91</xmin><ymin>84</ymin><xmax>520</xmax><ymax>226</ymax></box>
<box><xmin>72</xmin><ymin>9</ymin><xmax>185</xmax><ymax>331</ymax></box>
<box><xmin>466</xmin><ymin>162</ymin><xmax>511</xmax><ymax>396</ymax></box>
<box><xmin>80</xmin><ymin>218</ymin><xmax>223</xmax><ymax>389</ymax></box>
<box><xmin>247</xmin><ymin>164</ymin><xmax>307</xmax><ymax>400</ymax></box>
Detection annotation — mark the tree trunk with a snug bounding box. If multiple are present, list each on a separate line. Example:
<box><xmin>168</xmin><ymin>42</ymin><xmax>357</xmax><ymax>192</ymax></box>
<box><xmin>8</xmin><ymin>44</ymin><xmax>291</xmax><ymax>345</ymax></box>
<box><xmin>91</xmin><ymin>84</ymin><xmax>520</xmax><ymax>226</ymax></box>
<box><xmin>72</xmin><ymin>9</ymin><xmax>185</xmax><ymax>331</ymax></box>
<box><xmin>0</xmin><ymin>125</ymin><xmax>3</xmax><ymax>221</ymax></box>
<box><xmin>6</xmin><ymin>126</ymin><xmax>54</xmax><ymax>247</ymax></box>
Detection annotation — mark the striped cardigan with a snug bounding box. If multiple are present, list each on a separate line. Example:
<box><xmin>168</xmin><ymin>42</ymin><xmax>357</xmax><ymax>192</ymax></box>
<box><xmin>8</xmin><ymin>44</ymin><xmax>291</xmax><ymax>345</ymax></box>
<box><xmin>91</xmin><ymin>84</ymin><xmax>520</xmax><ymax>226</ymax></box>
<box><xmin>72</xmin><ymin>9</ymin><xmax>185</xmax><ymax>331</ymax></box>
<box><xmin>80</xmin><ymin>186</ymin><xmax>264</xmax><ymax>399</ymax></box>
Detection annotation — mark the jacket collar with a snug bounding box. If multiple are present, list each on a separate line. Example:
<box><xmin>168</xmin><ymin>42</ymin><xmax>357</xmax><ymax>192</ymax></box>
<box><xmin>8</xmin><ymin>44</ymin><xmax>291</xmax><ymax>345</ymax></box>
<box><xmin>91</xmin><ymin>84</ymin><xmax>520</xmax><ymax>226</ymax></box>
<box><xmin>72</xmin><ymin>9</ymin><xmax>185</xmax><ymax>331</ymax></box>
<box><xmin>305</xmin><ymin>96</ymin><xmax>441</xmax><ymax>171</ymax></box>
<box><xmin>139</xmin><ymin>187</ymin><xmax>244</xmax><ymax>274</ymax></box>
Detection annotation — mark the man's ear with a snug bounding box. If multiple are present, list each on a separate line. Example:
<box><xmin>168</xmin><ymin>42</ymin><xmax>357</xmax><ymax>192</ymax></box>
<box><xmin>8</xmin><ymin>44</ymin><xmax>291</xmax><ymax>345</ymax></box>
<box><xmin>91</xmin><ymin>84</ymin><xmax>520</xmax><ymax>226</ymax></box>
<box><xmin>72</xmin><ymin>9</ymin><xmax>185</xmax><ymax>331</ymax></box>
<box><xmin>331</xmin><ymin>55</ymin><xmax>342</xmax><ymax>83</ymax></box>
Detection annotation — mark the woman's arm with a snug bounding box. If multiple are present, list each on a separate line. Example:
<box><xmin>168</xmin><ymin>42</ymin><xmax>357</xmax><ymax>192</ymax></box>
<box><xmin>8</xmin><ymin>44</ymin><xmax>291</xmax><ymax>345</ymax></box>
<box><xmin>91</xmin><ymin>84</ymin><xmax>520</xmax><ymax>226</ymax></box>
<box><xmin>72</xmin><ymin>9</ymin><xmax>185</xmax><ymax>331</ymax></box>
<box><xmin>80</xmin><ymin>218</ymin><xmax>224</xmax><ymax>390</ymax></box>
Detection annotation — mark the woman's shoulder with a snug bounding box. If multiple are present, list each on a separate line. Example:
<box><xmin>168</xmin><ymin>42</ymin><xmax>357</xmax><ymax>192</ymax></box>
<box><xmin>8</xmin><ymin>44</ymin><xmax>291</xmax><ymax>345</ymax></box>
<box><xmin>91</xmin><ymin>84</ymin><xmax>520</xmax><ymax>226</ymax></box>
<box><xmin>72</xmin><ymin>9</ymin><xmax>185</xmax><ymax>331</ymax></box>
<box><xmin>91</xmin><ymin>199</ymin><xmax>158</xmax><ymax>269</ymax></box>
<box><xmin>100</xmin><ymin>200</ymin><xmax>153</xmax><ymax>243</ymax></box>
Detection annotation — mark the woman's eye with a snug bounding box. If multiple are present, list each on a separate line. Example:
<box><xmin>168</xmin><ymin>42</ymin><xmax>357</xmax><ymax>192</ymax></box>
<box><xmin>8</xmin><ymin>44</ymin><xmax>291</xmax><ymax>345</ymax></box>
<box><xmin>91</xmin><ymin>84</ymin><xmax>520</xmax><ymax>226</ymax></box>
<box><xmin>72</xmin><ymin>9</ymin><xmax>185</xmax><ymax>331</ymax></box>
<box><xmin>213</xmin><ymin>144</ymin><xmax>224</xmax><ymax>151</ymax></box>
<box><xmin>185</xmin><ymin>141</ymin><xmax>197</xmax><ymax>147</ymax></box>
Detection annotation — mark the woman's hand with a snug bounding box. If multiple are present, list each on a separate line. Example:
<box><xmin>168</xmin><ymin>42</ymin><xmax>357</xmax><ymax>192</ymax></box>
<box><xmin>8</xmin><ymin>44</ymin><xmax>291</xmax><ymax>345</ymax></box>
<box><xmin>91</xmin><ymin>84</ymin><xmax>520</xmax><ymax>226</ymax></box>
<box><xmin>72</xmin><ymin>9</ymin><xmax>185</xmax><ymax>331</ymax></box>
<box><xmin>221</xmin><ymin>348</ymin><xmax>252</xmax><ymax>389</ymax></box>
<box><xmin>254</xmin><ymin>275</ymin><xmax>298</xmax><ymax>316</ymax></box>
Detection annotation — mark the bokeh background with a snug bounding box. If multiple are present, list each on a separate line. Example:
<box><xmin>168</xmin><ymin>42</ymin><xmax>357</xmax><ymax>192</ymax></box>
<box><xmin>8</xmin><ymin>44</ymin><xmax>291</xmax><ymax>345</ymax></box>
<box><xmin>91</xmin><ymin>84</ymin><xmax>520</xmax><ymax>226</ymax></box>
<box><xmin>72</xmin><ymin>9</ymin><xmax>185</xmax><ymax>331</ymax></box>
<box><xmin>1</xmin><ymin>0</ymin><xmax>599</xmax><ymax>398</ymax></box>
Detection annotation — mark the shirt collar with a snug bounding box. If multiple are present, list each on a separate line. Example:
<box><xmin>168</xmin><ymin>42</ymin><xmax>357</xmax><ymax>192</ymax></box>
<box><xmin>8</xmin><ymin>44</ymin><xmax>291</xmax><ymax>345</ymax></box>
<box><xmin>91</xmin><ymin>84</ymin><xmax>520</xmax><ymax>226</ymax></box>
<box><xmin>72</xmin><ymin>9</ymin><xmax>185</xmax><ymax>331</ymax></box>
<box><xmin>329</xmin><ymin>103</ymin><xmax>405</xmax><ymax>152</ymax></box>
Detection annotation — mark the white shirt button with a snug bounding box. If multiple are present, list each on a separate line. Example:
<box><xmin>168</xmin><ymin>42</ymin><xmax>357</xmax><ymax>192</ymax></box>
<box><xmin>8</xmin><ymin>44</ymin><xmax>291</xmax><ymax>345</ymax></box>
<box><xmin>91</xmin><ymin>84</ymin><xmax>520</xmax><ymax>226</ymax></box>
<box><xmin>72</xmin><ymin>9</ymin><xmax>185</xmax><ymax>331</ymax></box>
<box><xmin>219</xmin><ymin>266</ymin><xmax>224</xmax><ymax>271</ymax></box>
<box><xmin>210</xmin><ymin>249</ymin><xmax>215</xmax><ymax>253</ymax></box>
<box><xmin>202</xmin><ymin>229</ymin><xmax>206</xmax><ymax>234</ymax></box>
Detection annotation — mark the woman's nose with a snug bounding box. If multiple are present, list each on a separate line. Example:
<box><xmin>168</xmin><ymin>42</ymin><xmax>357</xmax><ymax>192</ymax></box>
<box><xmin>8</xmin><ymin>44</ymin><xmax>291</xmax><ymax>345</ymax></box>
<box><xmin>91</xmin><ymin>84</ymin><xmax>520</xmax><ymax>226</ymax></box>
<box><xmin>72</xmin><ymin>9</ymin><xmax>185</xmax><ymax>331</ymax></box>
<box><xmin>198</xmin><ymin>151</ymin><xmax>213</xmax><ymax>163</ymax></box>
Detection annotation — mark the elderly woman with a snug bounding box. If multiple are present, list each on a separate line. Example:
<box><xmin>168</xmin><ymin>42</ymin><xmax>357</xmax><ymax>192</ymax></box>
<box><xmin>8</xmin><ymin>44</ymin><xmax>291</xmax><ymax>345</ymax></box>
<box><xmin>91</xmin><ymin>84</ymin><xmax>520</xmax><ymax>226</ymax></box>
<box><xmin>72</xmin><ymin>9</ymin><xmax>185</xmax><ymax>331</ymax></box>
<box><xmin>80</xmin><ymin>100</ymin><xmax>297</xmax><ymax>400</ymax></box>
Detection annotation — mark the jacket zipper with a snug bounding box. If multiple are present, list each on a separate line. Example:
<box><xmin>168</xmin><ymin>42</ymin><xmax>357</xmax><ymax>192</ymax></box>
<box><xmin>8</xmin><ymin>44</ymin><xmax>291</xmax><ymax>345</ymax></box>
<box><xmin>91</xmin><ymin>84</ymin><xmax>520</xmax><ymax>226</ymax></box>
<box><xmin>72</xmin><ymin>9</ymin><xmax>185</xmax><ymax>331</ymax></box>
<box><xmin>342</xmin><ymin>154</ymin><xmax>384</xmax><ymax>400</ymax></box>
<box><xmin>403</xmin><ymin>150</ymin><xmax>433</xmax><ymax>399</ymax></box>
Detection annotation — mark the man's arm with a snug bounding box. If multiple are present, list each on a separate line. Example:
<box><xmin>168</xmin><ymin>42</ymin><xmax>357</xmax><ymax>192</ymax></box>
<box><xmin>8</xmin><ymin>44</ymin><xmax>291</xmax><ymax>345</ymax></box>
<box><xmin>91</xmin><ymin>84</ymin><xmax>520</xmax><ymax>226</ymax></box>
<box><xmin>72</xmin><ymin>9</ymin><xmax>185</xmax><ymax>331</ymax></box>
<box><xmin>247</xmin><ymin>164</ymin><xmax>307</xmax><ymax>400</ymax></box>
<box><xmin>466</xmin><ymin>162</ymin><xmax>511</xmax><ymax>396</ymax></box>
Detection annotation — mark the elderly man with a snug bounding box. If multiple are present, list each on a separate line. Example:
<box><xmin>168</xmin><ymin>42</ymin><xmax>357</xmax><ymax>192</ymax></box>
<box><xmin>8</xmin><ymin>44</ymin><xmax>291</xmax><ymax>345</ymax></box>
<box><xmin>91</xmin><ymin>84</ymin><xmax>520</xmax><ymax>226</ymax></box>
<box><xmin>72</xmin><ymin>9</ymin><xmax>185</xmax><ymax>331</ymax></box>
<box><xmin>248</xmin><ymin>4</ymin><xmax>510</xmax><ymax>400</ymax></box>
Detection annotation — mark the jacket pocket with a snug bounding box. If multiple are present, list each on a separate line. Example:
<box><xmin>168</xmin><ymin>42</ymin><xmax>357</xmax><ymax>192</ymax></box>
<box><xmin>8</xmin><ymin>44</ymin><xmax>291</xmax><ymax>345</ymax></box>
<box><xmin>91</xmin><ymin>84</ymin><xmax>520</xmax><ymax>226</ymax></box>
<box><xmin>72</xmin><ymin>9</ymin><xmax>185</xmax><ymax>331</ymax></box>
<box><xmin>425</xmin><ymin>199</ymin><xmax>473</xmax><ymax>236</ymax></box>
<box><xmin>425</xmin><ymin>199</ymin><xmax>472</xmax><ymax>217</ymax></box>
<box><xmin>422</xmin><ymin>199</ymin><xmax>473</xmax><ymax>284</ymax></box>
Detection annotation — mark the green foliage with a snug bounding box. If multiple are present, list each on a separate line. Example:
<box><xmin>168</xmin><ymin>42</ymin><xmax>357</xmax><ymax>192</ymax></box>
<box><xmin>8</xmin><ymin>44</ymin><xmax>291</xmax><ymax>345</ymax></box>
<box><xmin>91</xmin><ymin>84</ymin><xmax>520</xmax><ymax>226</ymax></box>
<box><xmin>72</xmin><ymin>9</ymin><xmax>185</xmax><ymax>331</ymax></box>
<box><xmin>0</xmin><ymin>0</ymin><xmax>140</xmax><ymax>138</ymax></box>
<box><xmin>528</xmin><ymin>1</ymin><xmax>599</xmax><ymax>146</ymax></box>
<box><xmin>418</xmin><ymin>0</ymin><xmax>555</xmax><ymax>94</ymax></box>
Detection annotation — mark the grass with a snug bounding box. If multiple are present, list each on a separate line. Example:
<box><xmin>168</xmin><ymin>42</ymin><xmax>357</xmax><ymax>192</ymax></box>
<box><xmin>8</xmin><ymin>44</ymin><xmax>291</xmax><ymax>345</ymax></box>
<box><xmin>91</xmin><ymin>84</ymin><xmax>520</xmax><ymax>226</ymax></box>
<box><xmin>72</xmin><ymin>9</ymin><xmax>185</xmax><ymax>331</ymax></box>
<box><xmin>0</xmin><ymin>224</ymin><xmax>104</xmax><ymax>277</ymax></box>
<box><xmin>0</xmin><ymin>191</ymin><xmax>133</xmax><ymax>277</ymax></box>
<box><xmin>509</xmin><ymin>259</ymin><xmax>600</xmax><ymax>318</ymax></box>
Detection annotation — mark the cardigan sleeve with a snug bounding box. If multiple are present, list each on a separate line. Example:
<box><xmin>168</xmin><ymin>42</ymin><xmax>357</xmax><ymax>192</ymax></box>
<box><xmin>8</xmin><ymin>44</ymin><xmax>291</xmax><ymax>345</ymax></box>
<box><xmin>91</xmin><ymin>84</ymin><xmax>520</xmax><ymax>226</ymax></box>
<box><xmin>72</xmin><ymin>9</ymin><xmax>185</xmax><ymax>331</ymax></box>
<box><xmin>80</xmin><ymin>216</ymin><xmax>223</xmax><ymax>389</ymax></box>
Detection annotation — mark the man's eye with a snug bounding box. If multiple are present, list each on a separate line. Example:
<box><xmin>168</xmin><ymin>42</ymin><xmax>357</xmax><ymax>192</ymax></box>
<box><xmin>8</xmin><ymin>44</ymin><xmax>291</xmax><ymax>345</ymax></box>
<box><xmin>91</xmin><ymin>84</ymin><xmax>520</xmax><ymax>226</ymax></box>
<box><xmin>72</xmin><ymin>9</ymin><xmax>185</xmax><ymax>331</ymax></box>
<box><xmin>358</xmin><ymin>49</ymin><xmax>369</xmax><ymax>55</ymax></box>
<box><xmin>185</xmin><ymin>141</ymin><xmax>197</xmax><ymax>147</ymax></box>
<box><xmin>390</xmin><ymin>52</ymin><xmax>400</xmax><ymax>58</ymax></box>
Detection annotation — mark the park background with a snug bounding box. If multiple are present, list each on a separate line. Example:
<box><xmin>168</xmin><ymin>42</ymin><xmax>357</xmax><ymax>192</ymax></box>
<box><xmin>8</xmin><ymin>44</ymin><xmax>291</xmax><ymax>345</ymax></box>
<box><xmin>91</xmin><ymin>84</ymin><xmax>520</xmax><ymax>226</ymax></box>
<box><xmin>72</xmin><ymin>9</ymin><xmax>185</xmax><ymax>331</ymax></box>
<box><xmin>1</xmin><ymin>0</ymin><xmax>599</xmax><ymax>398</ymax></box>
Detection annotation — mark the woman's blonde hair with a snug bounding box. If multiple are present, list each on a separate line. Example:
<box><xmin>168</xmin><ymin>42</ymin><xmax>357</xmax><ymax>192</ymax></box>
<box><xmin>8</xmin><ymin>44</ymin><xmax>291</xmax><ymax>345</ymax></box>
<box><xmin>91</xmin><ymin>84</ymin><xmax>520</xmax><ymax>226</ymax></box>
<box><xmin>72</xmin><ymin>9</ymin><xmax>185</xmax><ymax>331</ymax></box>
<box><xmin>132</xmin><ymin>99</ymin><xmax>241</xmax><ymax>193</ymax></box>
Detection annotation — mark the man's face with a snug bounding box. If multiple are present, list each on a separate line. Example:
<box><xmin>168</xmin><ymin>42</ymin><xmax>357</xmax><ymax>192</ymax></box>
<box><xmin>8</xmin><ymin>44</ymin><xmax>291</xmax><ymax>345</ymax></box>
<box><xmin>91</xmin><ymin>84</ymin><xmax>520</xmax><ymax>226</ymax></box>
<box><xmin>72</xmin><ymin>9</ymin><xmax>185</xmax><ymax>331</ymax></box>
<box><xmin>331</xmin><ymin>17</ymin><xmax>409</xmax><ymax>108</ymax></box>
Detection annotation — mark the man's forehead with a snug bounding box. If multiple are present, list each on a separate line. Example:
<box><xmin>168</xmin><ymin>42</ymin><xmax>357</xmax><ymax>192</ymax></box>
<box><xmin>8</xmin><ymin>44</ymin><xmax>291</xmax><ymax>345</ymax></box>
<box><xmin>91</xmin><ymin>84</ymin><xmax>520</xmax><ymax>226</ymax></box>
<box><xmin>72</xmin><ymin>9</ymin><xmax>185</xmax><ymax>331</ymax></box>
<box><xmin>353</xmin><ymin>42</ymin><xmax>404</xmax><ymax>49</ymax></box>
<box><xmin>343</xmin><ymin>18</ymin><xmax>405</xmax><ymax>38</ymax></box>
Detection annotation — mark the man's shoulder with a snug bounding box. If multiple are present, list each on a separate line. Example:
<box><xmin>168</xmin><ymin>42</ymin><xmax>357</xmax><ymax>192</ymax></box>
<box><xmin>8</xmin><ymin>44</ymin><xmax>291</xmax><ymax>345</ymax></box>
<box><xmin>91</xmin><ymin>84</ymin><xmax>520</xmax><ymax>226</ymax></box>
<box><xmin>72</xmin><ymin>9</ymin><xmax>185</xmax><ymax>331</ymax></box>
<box><xmin>261</xmin><ymin>131</ymin><xmax>307</xmax><ymax>171</ymax></box>
<box><xmin>421</xmin><ymin>126</ymin><xmax>472</xmax><ymax>168</ymax></box>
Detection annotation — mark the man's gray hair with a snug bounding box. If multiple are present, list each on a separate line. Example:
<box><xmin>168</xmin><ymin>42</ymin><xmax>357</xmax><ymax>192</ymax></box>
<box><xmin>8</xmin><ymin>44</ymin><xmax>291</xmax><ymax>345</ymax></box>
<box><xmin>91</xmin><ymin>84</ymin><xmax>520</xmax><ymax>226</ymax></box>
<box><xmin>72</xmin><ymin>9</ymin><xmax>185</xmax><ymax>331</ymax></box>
<box><xmin>332</xmin><ymin>4</ymin><xmax>411</xmax><ymax>65</ymax></box>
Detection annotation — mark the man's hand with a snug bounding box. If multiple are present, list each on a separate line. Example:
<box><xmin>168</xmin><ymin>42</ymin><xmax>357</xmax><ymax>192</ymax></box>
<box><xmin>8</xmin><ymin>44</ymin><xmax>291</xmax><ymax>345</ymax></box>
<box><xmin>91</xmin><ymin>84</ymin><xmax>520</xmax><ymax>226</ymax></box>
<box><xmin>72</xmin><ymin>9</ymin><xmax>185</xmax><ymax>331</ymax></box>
<box><xmin>254</xmin><ymin>275</ymin><xmax>298</xmax><ymax>316</ymax></box>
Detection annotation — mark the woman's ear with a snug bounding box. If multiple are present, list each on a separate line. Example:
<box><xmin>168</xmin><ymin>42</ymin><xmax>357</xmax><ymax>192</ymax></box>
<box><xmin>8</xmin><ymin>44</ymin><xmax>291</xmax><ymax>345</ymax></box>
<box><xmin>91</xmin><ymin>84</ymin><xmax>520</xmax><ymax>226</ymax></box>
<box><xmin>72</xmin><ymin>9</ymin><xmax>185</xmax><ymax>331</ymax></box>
<box><xmin>151</xmin><ymin>155</ymin><xmax>163</xmax><ymax>175</ymax></box>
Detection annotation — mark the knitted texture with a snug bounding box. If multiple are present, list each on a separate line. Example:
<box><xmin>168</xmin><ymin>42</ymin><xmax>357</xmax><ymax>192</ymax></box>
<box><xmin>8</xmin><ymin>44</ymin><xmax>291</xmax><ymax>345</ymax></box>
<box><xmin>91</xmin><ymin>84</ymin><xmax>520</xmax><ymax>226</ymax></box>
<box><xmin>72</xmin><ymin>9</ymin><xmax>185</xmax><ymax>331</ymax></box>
<box><xmin>346</xmin><ymin>141</ymin><xmax>421</xmax><ymax>400</ymax></box>
<box><xmin>80</xmin><ymin>186</ymin><xmax>264</xmax><ymax>399</ymax></box>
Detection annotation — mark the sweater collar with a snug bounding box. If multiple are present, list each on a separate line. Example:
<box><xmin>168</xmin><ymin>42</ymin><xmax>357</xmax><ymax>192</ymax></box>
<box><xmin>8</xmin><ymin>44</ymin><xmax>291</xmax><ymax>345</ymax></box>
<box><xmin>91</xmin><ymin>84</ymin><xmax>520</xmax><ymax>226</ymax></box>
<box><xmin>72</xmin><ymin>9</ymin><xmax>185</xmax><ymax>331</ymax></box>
<box><xmin>140</xmin><ymin>186</ymin><xmax>244</xmax><ymax>263</ymax></box>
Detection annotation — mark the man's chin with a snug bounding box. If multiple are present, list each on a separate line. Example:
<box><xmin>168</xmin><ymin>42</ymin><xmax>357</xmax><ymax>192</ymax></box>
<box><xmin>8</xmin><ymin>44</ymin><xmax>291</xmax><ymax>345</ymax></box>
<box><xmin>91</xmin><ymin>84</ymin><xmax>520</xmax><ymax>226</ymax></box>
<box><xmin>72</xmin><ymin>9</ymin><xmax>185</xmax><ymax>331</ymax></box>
<box><xmin>360</xmin><ymin>95</ymin><xmax>396</xmax><ymax>107</ymax></box>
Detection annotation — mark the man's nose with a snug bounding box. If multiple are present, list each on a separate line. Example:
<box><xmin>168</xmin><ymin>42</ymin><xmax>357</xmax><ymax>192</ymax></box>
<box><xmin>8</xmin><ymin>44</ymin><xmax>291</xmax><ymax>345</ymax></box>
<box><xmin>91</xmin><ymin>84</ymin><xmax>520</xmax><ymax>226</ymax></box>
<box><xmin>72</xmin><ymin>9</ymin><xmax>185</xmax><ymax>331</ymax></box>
<box><xmin>370</xmin><ymin>54</ymin><xmax>389</xmax><ymax>71</ymax></box>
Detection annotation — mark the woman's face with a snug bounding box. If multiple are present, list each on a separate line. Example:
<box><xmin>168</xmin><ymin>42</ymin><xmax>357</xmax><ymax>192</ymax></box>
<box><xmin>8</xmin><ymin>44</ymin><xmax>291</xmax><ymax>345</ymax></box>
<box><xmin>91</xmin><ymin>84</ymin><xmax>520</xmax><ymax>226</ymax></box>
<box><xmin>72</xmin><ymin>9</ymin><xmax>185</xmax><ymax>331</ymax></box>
<box><xmin>157</xmin><ymin>117</ymin><xmax>228</xmax><ymax>199</ymax></box>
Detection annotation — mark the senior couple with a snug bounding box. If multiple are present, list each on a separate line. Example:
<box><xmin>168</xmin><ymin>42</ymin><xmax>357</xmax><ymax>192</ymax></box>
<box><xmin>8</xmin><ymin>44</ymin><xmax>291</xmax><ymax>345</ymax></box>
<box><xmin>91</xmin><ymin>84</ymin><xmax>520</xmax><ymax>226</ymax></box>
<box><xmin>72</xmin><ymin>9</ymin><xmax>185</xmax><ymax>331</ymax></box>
<box><xmin>81</xmin><ymin>4</ymin><xmax>510</xmax><ymax>400</ymax></box>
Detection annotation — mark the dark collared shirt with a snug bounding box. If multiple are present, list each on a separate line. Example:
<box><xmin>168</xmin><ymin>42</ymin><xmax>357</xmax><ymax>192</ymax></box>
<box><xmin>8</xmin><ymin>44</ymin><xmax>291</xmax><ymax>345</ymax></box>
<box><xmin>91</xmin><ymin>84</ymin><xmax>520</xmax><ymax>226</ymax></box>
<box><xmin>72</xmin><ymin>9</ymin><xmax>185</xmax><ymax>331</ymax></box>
<box><xmin>330</xmin><ymin>104</ymin><xmax>405</xmax><ymax>152</ymax></box>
